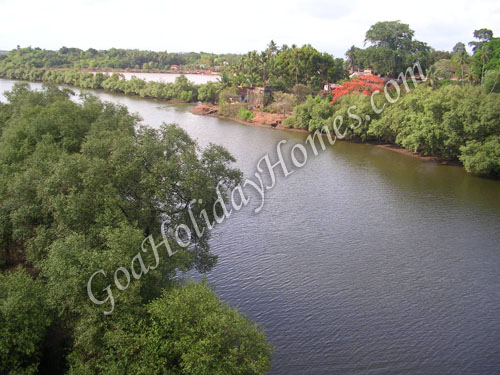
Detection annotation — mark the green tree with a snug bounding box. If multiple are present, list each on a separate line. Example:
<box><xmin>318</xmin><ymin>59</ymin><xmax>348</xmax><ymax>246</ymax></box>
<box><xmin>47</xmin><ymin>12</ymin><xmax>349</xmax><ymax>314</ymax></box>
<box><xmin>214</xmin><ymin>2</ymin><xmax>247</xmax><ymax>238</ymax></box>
<box><xmin>352</xmin><ymin>21</ymin><xmax>430</xmax><ymax>76</ymax></box>
<box><xmin>478</xmin><ymin>45</ymin><xmax>491</xmax><ymax>85</ymax></box>
<box><xmin>459</xmin><ymin>136</ymin><xmax>500</xmax><ymax>176</ymax></box>
<box><xmin>469</xmin><ymin>28</ymin><xmax>494</xmax><ymax>54</ymax></box>
<box><xmin>483</xmin><ymin>69</ymin><xmax>500</xmax><ymax>93</ymax></box>
<box><xmin>0</xmin><ymin>84</ymin><xmax>274</xmax><ymax>373</ymax></box>
<box><xmin>0</xmin><ymin>268</ymin><xmax>52</xmax><ymax>375</ymax></box>
<box><xmin>198</xmin><ymin>81</ymin><xmax>223</xmax><ymax>104</ymax></box>
<box><xmin>227</xmin><ymin>43</ymin><xmax>347</xmax><ymax>91</ymax></box>
<box><xmin>472</xmin><ymin>38</ymin><xmax>500</xmax><ymax>80</ymax></box>
<box><xmin>453</xmin><ymin>51</ymin><xmax>469</xmax><ymax>85</ymax></box>
<box><xmin>367</xmin><ymin>84</ymin><xmax>500</xmax><ymax>172</ymax></box>
<box><xmin>365</xmin><ymin>20</ymin><xmax>415</xmax><ymax>50</ymax></box>
<box><xmin>144</xmin><ymin>282</ymin><xmax>272</xmax><ymax>375</ymax></box>
<box><xmin>452</xmin><ymin>42</ymin><xmax>466</xmax><ymax>55</ymax></box>
<box><xmin>345</xmin><ymin>45</ymin><xmax>359</xmax><ymax>70</ymax></box>
<box><xmin>68</xmin><ymin>281</ymin><xmax>273</xmax><ymax>375</ymax></box>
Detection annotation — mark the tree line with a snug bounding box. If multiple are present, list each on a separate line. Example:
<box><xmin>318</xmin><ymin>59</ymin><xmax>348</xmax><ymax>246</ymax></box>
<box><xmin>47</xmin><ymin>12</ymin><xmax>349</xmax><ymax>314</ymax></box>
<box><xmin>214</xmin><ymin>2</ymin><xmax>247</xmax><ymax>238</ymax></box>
<box><xmin>0</xmin><ymin>67</ymin><xmax>205</xmax><ymax>102</ymax></box>
<box><xmin>0</xmin><ymin>43</ymin><xmax>349</xmax><ymax>92</ymax></box>
<box><xmin>223</xmin><ymin>41</ymin><xmax>347</xmax><ymax>91</ymax></box>
<box><xmin>0</xmin><ymin>46</ymin><xmax>241</xmax><ymax>71</ymax></box>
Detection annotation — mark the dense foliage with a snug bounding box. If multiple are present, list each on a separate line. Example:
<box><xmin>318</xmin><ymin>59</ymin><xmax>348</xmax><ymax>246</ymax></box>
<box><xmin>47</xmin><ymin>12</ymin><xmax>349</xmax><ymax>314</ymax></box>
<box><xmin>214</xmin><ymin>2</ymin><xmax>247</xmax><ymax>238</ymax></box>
<box><xmin>0</xmin><ymin>47</ymin><xmax>240</xmax><ymax>71</ymax></box>
<box><xmin>0</xmin><ymin>42</ymin><xmax>348</xmax><ymax>97</ymax></box>
<box><xmin>0</xmin><ymin>84</ymin><xmax>272</xmax><ymax>374</ymax></box>
<box><xmin>427</xmin><ymin>29</ymin><xmax>499</xmax><ymax>91</ymax></box>
<box><xmin>76</xmin><ymin>281</ymin><xmax>272</xmax><ymax>374</ymax></box>
<box><xmin>284</xmin><ymin>85</ymin><xmax>500</xmax><ymax>176</ymax></box>
<box><xmin>0</xmin><ymin>67</ymin><xmax>204</xmax><ymax>102</ymax></box>
<box><xmin>226</xmin><ymin>41</ymin><xmax>347</xmax><ymax>91</ymax></box>
<box><xmin>0</xmin><ymin>43</ymin><xmax>348</xmax><ymax>102</ymax></box>
<box><xmin>0</xmin><ymin>269</ymin><xmax>52</xmax><ymax>374</ymax></box>
<box><xmin>346</xmin><ymin>21</ymin><xmax>432</xmax><ymax>77</ymax></box>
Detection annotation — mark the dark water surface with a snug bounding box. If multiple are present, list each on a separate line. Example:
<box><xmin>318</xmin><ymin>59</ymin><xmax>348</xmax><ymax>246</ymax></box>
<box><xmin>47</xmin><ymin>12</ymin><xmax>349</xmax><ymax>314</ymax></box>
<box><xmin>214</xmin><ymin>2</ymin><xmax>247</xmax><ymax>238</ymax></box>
<box><xmin>2</xmin><ymin>80</ymin><xmax>499</xmax><ymax>374</ymax></box>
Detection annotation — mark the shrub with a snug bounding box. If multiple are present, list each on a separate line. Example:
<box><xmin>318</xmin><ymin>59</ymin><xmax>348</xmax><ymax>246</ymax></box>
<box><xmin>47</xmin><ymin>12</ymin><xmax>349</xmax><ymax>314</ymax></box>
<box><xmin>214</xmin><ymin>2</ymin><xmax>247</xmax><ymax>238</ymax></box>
<box><xmin>198</xmin><ymin>82</ymin><xmax>223</xmax><ymax>104</ymax></box>
<box><xmin>237</xmin><ymin>107</ymin><xmax>255</xmax><ymax>121</ymax></box>
<box><xmin>218</xmin><ymin>87</ymin><xmax>241</xmax><ymax>117</ymax></box>
<box><xmin>459</xmin><ymin>136</ymin><xmax>500</xmax><ymax>176</ymax></box>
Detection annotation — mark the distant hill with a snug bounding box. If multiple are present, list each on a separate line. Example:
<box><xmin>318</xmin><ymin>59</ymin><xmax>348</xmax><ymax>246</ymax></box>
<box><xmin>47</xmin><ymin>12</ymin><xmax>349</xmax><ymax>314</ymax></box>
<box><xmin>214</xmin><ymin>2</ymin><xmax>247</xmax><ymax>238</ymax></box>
<box><xmin>0</xmin><ymin>50</ymin><xmax>8</xmax><ymax>55</ymax></box>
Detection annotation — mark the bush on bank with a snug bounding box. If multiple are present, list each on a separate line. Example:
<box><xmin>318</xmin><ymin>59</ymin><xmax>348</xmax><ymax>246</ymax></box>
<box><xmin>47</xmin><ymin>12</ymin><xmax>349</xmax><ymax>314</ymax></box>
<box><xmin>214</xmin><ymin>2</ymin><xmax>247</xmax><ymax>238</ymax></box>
<box><xmin>0</xmin><ymin>67</ymin><xmax>205</xmax><ymax>102</ymax></box>
<box><xmin>284</xmin><ymin>85</ymin><xmax>500</xmax><ymax>177</ymax></box>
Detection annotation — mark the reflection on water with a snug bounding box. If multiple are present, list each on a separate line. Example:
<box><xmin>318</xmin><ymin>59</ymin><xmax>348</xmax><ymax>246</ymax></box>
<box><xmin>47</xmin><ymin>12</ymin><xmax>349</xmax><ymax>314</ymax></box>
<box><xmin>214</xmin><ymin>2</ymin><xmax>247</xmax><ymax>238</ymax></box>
<box><xmin>1</xmin><ymin>79</ymin><xmax>499</xmax><ymax>374</ymax></box>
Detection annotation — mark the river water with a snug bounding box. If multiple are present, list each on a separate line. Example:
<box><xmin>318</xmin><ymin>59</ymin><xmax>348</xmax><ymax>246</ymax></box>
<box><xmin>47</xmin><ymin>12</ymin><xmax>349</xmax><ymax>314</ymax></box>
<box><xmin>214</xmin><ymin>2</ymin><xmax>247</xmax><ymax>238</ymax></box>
<box><xmin>103</xmin><ymin>71</ymin><xmax>219</xmax><ymax>84</ymax></box>
<box><xmin>1</xmin><ymin>79</ymin><xmax>500</xmax><ymax>375</ymax></box>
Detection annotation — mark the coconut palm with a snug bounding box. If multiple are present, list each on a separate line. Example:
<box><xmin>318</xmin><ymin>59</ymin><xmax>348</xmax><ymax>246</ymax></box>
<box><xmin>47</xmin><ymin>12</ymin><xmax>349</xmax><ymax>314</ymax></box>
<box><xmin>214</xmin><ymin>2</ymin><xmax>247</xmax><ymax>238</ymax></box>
<box><xmin>479</xmin><ymin>46</ymin><xmax>491</xmax><ymax>85</ymax></box>
<box><xmin>456</xmin><ymin>51</ymin><xmax>468</xmax><ymax>87</ymax></box>
<box><xmin>345</xmin><ymin>46</ymin><xmax>358</xmax><ymax>70</ymax></box>
<box><xmin>464</xmin><ymin>70</ymin><xmax>479</xmax><ymax>86</ymax></box>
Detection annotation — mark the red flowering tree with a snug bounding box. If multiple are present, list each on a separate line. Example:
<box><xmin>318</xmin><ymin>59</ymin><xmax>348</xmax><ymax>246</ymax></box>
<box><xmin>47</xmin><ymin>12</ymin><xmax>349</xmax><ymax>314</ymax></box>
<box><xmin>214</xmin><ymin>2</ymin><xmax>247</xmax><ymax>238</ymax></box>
<box><xmin>331</xmin><ymin>75</ymin><xmax>385</xmax><ymax>103</ymax></box>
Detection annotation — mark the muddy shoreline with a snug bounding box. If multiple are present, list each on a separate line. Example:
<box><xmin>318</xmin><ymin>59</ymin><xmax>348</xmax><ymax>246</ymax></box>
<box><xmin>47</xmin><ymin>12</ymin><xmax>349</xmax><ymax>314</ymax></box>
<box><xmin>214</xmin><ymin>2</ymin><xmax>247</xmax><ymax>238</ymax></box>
<box><xmin>190</xmin><ymin>104</ymin><xmax>462</xmax><ymax>166</ymax></box>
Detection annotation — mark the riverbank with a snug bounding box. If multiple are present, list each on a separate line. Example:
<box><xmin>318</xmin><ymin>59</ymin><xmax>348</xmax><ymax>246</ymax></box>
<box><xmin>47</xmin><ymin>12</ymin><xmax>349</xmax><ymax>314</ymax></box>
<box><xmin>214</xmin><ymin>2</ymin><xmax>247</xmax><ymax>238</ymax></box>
<box><xmin>374</xmin><ymin>144</ymin><xmax>462</xmax><ymax>165</ymax></box>
<box><xmin>0</xmin><ymin>75</ymin><xmax>471</xmax><ymax>169</ymax></box>
<box><xmin>0</xmin><ymin>69</ymin><xmax>204</xmax><ymax>103</ymax></box>
<box><xmin>191</xmin><ymin>104</ymin><xmax>290</xmax><ymax>129</ymax></box>
<box><xmin>190</xmin><ymin>103</ymin><xmax>462</xmax><ymax>166</ymax></box>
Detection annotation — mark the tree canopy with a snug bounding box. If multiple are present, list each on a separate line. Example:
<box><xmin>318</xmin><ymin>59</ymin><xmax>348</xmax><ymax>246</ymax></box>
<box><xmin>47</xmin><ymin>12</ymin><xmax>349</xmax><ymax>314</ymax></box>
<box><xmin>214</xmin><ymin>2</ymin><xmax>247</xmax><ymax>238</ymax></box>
<box><xmin>349</xmin><ymin>21</ymin><xmax>431</xmax><ymax>77</ymax></box>
<box><xmin>469</xmin><ymin>28</ymin><xmax>494</xmax><ymax>54</ymax></box>
<box><xmin>0</xmin><ymin>46</ymin><xmax>240</xmax><ymax>71</ymax></box>
<box><xmin>227</xmin><ymin>42</ymin><xmax>347</xmax><ymax>90</ymax></box>
<box><xmin>0</xmin><ymin>84</ymin><xmax>272</xmax><ymax>374</ymax></box>
<box><xmin>283</xmin><ymin>83</ymin><xmax>500</xmax><ymax>177</ymax></box>
<box><xmin>365</xmin><ymin>21</ymin><xmax>415</xmax><ymax>50</ymax></box>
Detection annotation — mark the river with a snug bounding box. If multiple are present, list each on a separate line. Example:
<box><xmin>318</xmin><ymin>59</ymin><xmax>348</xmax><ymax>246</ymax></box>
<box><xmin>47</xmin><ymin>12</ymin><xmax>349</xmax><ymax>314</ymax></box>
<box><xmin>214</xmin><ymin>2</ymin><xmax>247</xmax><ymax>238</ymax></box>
<box><xmin>101</xmin><ymin>71</ymin><xmax>219</xmax><ymax>84</ymax></box>
<box><xmin>1</xmin><ymin>79</ymin><xmax>500</xmax><ymax>375</ymax></box>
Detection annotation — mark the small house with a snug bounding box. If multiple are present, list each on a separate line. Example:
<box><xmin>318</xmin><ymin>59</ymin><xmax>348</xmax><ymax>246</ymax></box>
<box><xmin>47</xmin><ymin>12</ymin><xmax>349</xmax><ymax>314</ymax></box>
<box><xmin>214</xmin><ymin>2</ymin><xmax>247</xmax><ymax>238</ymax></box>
<box><xmin>349</xmin><ymin>67</ymin><xmax>375</xmax><ymax>79</ymax></box>
<box><xmin>324</xmin><ymin>83</ymin><xmax>341</xmax><ymax>91</ymax></box>
<box><xmin>239</xmin><ymin>86</ymin><xmax>274</xmax><ymax>108</ymax></box>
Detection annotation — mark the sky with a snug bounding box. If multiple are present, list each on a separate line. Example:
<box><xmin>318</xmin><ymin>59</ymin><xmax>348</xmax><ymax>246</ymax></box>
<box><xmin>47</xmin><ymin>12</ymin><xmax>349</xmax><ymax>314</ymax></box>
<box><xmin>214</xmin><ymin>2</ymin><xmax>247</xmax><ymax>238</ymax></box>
<box><xmin>1</xmin><ymin>0</ymin><xmax>499</xmax><ymax>57</ymax></box>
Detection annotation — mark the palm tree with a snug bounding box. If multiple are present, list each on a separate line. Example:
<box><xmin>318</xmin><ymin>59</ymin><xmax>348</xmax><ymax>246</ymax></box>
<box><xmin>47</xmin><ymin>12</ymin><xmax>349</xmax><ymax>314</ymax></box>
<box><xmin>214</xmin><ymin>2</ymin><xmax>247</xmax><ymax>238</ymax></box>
<box><xmin>479</xmin><ymin>46</ymin><xmax>491</xmax><ymax>85</ymax></box>
<box><xmin>246</xmin><ymin>72</ymin><xmax>260</xmax><ymax>87</ymax></box>
<box><xmin>456</xmin><ymin>51</ymin><xmax>468</xmax><ymax>87</ymax></box>
<box><xmin>425</xmin><ymin>66</ymin><xmax>440</xmax><ymax>89</ymax></box>
<box><xmin>464</xmin><ymin>71</ymin><xmax>478</xmax><ymax>86</ymax></box>
<box><xmin>345</xmin><ymin>46</ymin><xmax>357</xmax><ymax>71</ymax></box>
<box><xmin>217</xmin><ymin>71</ymin><xmax>232</xmax><ymax>88</ymax></box>
<box><xmin>266</xmin><ymin>40</ymin><xmax>278</xmax><ymax>57</ymax></box>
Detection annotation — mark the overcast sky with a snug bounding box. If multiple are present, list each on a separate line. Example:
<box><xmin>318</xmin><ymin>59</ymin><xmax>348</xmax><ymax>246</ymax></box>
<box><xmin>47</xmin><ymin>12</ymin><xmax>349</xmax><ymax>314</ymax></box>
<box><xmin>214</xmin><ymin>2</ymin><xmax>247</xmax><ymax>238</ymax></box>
<box><xmin>1</xmin><ymin>0</ymin><xmax>499</xmax><ymax>57</ymax></box>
